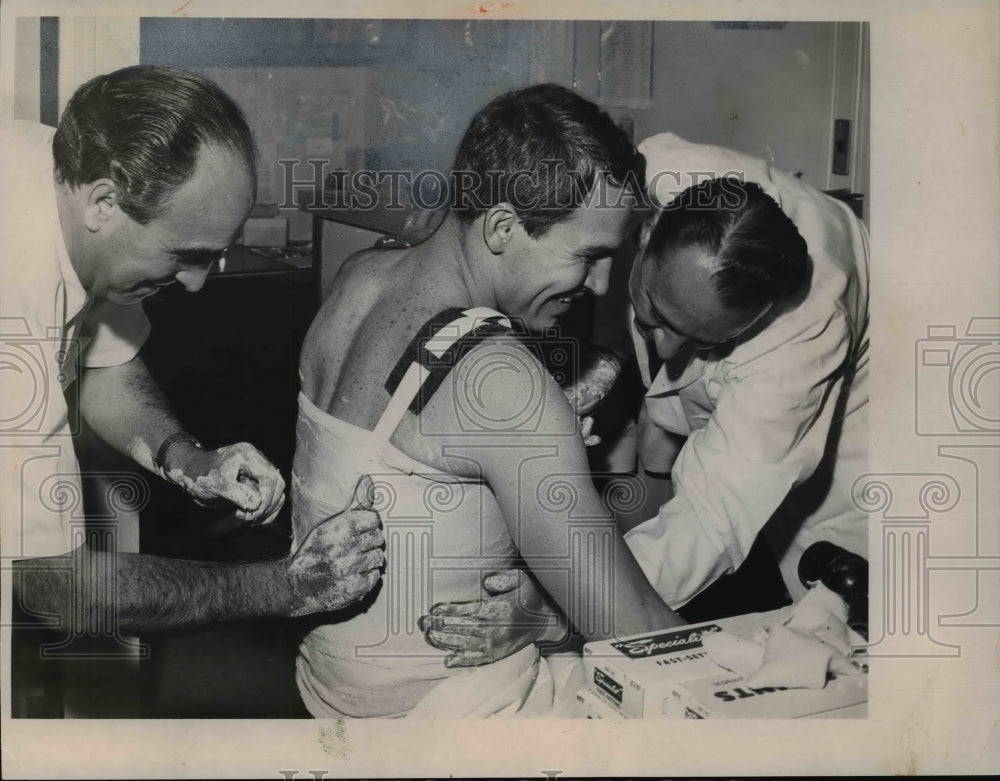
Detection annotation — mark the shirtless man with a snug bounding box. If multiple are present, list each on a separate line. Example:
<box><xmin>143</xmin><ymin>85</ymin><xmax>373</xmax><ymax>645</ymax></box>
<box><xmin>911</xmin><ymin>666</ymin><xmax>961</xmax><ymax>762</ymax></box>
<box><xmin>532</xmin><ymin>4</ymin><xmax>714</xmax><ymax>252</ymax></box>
<box><xmin>289</xmin><ymin>84</ymin><xmax>683</xmax><ymax>718</ymax></box>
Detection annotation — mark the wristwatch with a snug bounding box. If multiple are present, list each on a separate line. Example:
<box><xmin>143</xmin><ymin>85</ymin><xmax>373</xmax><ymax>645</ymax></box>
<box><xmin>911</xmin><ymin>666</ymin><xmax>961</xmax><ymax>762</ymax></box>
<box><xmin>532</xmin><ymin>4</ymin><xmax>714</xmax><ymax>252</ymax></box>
<box><xmin>154</xmin><ymin>432</ymin><xmax>203</xmax><ymax>473</ymax></box>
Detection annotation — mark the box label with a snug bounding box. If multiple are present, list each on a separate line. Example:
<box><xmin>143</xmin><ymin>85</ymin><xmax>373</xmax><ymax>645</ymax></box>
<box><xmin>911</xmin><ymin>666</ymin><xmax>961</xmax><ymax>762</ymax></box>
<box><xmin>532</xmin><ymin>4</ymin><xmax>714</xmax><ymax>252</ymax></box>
<box><xmin>593</xmin><ymin>668</ymin><xmax>624</xmax><ymax>704</ymax></box>
<box><xmin>610</xmin><ymin>624</ymin><xmax>724</xmax><ymax>658</ymax></box>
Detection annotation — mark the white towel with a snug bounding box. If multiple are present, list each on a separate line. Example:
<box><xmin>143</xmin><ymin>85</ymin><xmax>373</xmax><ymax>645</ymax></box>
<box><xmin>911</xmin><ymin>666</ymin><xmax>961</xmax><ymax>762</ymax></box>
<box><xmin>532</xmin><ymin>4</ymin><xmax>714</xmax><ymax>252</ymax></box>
<box><xmin>407</xmin><ymin>646</ymin><xmax>584</xmax><ymax>718</ymax></box>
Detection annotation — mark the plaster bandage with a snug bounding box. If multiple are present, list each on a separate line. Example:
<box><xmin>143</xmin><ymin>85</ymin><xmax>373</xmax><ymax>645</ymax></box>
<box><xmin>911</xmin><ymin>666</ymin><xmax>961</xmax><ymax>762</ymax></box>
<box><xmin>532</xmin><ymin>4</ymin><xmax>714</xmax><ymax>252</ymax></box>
<box><xmin>563</xmin><ymin>349</ymin><xmax>625</xmax><ymax>416</ymax></box>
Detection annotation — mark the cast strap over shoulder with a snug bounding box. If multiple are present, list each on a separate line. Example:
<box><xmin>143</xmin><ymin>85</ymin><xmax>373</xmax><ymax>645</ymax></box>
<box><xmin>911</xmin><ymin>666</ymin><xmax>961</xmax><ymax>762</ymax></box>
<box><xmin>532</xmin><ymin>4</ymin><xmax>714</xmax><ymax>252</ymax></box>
<box><xmin>384</xmin><ymin>306</ymin><xmax>514</xmax><ymax>415</ymax></box>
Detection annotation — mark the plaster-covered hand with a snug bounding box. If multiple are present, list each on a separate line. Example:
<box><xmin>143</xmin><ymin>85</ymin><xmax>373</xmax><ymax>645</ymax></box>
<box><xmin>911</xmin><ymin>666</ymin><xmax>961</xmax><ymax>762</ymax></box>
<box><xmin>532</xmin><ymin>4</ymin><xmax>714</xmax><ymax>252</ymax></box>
<box><xmin>287</xmin><ymin>474</ymin><xmax>386</xmax><ymax>617</ymax></box>
<box><xmin>579</xmin><ymin>415</ymin><xmax>601</xmax><ymax>448</ymax></box>
<box><xmin>563</xmin><ymin>347</ymin><xmax>626</xmax><ymax>417</ymax></box>
<box><xmin>418</xmin><ymin>568</ymin><xmax>563</xmax><ymax>668</ymax></box>
<box><xmin>563</xmin><ymin>347</ymin><xmax>626</xmax><ymax>447</ymax></box>
<box><xmin>163</xmin><ymin>441</ymin><xmax>287</xmax><ymax>524</ymax></box>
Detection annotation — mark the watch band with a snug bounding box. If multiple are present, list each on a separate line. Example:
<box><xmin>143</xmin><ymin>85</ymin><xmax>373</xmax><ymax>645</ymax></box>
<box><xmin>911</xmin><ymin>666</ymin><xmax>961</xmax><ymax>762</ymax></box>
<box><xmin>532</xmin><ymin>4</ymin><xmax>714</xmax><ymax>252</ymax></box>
<box><xmin>154</xmin><ymin>432</ymin><xmax>203</xmax><ymax>472</ymax></box>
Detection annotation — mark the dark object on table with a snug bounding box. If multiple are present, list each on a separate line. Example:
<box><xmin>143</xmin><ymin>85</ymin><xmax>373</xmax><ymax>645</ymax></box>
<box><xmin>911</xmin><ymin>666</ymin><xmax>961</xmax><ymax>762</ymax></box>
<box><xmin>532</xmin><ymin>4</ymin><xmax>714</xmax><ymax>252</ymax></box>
<box><xmin>798</xmin><ymin>540</ymin><xmax>868</xmax><ymax>639</ymax></box>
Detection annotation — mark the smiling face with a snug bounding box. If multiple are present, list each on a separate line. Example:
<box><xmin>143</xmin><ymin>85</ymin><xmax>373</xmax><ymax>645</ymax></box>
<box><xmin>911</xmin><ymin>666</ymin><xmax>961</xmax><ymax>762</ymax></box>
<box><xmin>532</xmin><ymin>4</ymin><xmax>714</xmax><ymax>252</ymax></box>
<box><xmin>630</xmin><ymin>243</ymin><xmax>772</xmax><ymax>361</ymax></box>
<box><xmin>497</xmin><ymin>185</ymin><xmax>635</xmax><ymax>332</ymax></box>
<box><xmin>91</xmin><ymin>143</ymin><xmax>255</xmax><ymax>305</ymax></box>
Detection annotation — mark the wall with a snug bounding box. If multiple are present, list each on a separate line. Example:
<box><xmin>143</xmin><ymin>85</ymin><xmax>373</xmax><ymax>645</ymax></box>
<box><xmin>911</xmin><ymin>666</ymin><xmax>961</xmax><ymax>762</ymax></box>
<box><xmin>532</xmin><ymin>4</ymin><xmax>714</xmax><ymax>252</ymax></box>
<box><xmin>138</xmin><ymin>18</ymin><xmax>581</xmax><ymax>256</ymax></box>
<box><xmin>635</xmin><ymin>21</ymin><xmax>861</xmax><ymax>194</ymax></box>
<box><xmin>13</xmin><ymin>18</ymin><xmax>867</xmax><ymax>195</ymax></box>
<box><xmin>11</xmin><ymin>17</ymin><xmax>40</xmax><ymax>121</ymax></box>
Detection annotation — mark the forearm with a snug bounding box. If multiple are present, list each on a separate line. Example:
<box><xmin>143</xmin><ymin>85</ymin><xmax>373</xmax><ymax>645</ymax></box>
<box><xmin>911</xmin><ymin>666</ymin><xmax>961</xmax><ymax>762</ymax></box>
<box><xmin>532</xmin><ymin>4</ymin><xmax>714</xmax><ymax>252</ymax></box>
<box><xmin>80</xmin><ymin>353</ymin><xmax>187</xmax><ymax>474</ymax></box>
<box><xmin>549</xmin><ymin>522</ymin><xmax>684</xmax><ymax>640</ymax></box>
<box><xmin>13</xmin><ymin>544</ymin><xmax>292</xmax><ymax>635</ymax></box>
<box><xmin>609</xmin><ymin>534</ymin><xmax>686</xmax><ymax>634</ymax></box>
<box><xmin>636</xmin><ymin>402</ymin><xmax>684</xmax><ymax>476</ymax></box>
<box><xmin>622</xmin><ymin>465</ymin><xmax>795</xmax><ymax>608</ymax></box>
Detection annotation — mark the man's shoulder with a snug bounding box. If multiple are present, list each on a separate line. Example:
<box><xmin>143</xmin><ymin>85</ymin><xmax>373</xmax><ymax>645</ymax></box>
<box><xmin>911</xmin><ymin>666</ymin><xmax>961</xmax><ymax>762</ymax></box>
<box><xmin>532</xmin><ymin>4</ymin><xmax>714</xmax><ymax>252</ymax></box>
<box><xmin>441</xmin><ymin>334</ymin><xmax>571</xmax><ymax>430</ymax></box>
<box><xmin>342</xmin><ymin>244</ymin><xmax>390</xmax><ymax>267</ymax></box>
<box><xmin>722</xmin><ymin>303</ymin><xmax>851</xmax><ymax>386</ymax></box>
<box><xmin>388</xmin><ymin>308</ymin><xmax>525</xmax><ymax>394</ymax></box>
<box><xmin>638</xmin><ymin>133</ymin><xmax>777</xmax><ymax>208</ymax></box>
<box><xmin>338</xmin><ymin>244</ymin><xmax>414</xmax><ymax>280</ymax></box>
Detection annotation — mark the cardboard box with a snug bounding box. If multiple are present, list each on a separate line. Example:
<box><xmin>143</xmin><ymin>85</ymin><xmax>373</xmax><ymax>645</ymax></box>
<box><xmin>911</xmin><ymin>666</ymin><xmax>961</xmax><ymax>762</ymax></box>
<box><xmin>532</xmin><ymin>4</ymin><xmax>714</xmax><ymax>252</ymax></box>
<box><xmin>668</xmin><ymin>669</ymin><xmax>868</xmax><ymax>719</ymax></box>
<box><xmin>583</xmin><ymin>607</ymin><xmax>796</xmax><ymax>718</ymax></box>
<box><xmin>583</xmin><ymin>604</ymin><xmax>870</xmax><ymax>719</ymax></box>
<box><xmin>573</xmin><ymin>687</ymin><xmax>627</xmax><ymax>720</ymax></box>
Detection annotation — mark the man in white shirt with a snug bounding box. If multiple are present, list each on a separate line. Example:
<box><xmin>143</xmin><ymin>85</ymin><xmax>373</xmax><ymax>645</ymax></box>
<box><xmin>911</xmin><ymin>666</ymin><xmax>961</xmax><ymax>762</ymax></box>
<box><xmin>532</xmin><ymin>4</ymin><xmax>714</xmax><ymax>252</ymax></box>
<box><xmin>2</xmin><ymin>66</ymin><xmax>384</xmax><ymax>641</ymax></box>
<box><xmin>623</xmin><ymin>133</ymin><xmax>868</xmax><ymax>608</ymax></box>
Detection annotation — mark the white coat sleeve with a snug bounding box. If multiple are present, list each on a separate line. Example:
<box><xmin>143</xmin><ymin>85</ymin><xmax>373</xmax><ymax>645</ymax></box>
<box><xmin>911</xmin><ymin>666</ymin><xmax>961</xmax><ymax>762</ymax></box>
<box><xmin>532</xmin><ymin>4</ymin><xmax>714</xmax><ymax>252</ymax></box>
<box><xmin>624</xmin><ymin>307</ymin><xmax>852</xmax><ymax>608</ymax></box>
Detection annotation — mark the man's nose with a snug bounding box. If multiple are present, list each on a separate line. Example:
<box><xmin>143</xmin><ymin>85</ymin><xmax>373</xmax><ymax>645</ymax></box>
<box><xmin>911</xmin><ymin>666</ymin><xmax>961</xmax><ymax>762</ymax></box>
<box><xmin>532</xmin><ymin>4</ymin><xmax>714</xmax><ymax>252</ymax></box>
<box><xmin>584</xmin><ymin>257</ymin><xmax>613</xmax><ymax>297</ymax></box>
<box><xmin>175</xmin><ymin>265</ymin><xmax>210</xmax><ymax>293</ymax></box>
<box><xmin>653</xmin><ymin>327</ymin><xmax>687</xmax><ymax>360</ymax></box>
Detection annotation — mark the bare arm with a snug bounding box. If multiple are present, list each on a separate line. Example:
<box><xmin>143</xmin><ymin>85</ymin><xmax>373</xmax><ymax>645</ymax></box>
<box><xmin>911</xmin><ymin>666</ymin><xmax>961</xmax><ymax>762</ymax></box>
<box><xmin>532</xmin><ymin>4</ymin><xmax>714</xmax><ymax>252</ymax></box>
<box><xmin>636</xmin><ymin>399</ymin><xmax>685</xmax><ymax>477</ymax></box>
<box><xmin>14</xmin><ymin>545</ymin><xmax>293</xmax><ymax>635</ymax></box>
<box><xmin>12</xmin><ymin>478</ymin><xmax>385</xmax><ymax>634</ymax></box>
<box><xmin>80</xmin><ymin>352</ymin><xmax>180</xmax><ymax>470</ymax></box>
<box><xmin>436</xmin><ymin>340</ymin><xmax>683</xmax><ymax>641</ymax></box>
<box><xmin>80</xmin><ymin>354</ymin><xmax>285</xmax><ymax>524</ymax></box>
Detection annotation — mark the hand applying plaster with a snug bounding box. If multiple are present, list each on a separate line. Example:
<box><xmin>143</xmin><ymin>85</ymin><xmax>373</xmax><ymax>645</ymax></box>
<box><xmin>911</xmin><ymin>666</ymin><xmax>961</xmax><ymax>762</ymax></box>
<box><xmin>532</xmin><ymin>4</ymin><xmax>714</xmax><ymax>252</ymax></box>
<box><xmin>160</xmin><ymin>438</ymin><xmax>287</xmax><ymax>525</ymax></box>
<box><xmin>563</xmin><ymin>347</ymin><xmax>626</xmax><ymax>447</ymax></box>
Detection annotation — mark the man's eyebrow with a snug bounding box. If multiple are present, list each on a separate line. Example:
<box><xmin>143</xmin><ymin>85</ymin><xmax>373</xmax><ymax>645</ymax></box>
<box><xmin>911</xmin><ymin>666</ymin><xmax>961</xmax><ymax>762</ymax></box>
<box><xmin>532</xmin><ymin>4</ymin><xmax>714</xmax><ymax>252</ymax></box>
<box><xmin>575</xmin><ymin>243</ymin><xmax>617</xmax><ymax>257</ymax></box>
<box><xmin>647</xmin><ymin>298</ymin><xmax>694</xmax><ymax>341</ymax></box>
<box><xmin>171</xmin><ymin>247</ymin><xmax>225</xmax><ymax>266</ymax></box>
<box><xmin>647</xmin><ymin>299</ymin><xmax>737</xmax><ymax>349</ymax></box>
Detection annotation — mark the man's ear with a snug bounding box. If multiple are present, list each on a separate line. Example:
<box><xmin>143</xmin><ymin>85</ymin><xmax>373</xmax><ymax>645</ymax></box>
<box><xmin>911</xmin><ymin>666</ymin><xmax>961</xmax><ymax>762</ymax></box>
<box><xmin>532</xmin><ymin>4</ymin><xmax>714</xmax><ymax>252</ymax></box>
<box><xmin>637</xmin><ymin>209</ymin><xmax>659</xmax><ymax>253</ymax></box>
<box><xmin>82</xmin><ymin>180</ymin><xmax>121</xmax><ymax>233</ymax></box>
<box><xmin>482</xmin><ymin>202</ymin><xmax>519</xmax><ymax>255</ymax></box>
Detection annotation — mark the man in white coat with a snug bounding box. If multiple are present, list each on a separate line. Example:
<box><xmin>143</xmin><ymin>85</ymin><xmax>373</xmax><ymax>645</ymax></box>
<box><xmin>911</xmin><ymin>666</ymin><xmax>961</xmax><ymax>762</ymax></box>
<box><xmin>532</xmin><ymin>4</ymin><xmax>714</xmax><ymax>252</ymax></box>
<box><xmin>622</xmin><ymin>132</ymin><xmax>869</xmax><ymax>608</ymax></box>
<box><xmin>419</xmin><ymin>132</ymin><xmax>869</xmax><ymax>663</ymax></box>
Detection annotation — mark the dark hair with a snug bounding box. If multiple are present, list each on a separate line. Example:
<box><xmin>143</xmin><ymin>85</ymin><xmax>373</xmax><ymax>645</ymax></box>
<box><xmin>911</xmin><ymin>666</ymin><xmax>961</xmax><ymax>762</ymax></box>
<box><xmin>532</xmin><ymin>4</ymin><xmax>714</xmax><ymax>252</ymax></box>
<box><xmin>643</xmin><ymin>177</ymin><xmax>810</xmax><ymax>310</ymax></box>
<box><xmin>450</xmin><ymin>83</ymin><xmax>645</xmax><ymax>238</ymax></box>
<box><xmin>53</xmin><ymin>66</ymin><xmax>256</xmax><ymax>224</ymax></box>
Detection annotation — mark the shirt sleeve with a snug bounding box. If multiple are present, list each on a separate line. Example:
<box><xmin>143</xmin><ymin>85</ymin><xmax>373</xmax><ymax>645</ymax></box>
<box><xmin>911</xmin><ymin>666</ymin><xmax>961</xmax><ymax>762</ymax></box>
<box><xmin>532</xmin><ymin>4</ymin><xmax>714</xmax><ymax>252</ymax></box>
<box><xmin>624</xmin><ymin>307</ymin><xmax>852</xmax><ymax>608</ymax></box>
<box><xmin>80</xmin><ymin>300</ymin><xmax>151</xmax><ymax>368</ymax></box>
